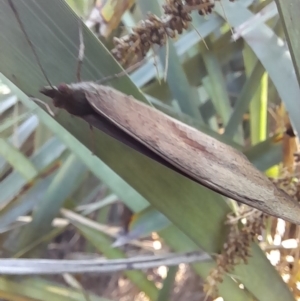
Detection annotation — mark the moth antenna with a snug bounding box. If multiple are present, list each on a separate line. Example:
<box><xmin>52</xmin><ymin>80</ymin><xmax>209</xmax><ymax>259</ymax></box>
<box><xmin>7</xmin><ymin>0</ymin><xmax>55</xmax><ymax>89</ymax></box>
<box><xmin>163</xmin><ymin>37</ymin><xmax>169</xmax><ymax>82</ymax></box>
<box><xmin>31</xmin><ymin>97</ymin><xmax>55</xmax><ymax>116</ymax></box>
<box><xmin>219</xmin><ymin>0</ymin><xmax>235</xmax><ymax>40</ymax></box>
<box><xmin>190</xmin><ymin>23</ymin><xmax>209</xmax><ymax>50</ymax></box>
<box><xmin>96</xmin><ymin>55</ymin><xmax>156</xmax><ymax>108</ymax></box>
<box><xmin>76</xmin><ymin>18</ymin><xmax>85</xmax><ymax>82</ymax></box>
<box><xmin>96</xmin><ymin>58</ymin><xmax>147</xmax><ymax>85</ymax></box>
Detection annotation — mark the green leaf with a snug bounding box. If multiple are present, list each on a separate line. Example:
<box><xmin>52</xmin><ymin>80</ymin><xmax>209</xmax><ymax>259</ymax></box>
<box><xmin>0</xmin><ymin>137</ymin><xmax>66</xmax><ymax>205</ymax></box>
<box><xmin>156</xmin><ymin>266</ymin><xmax>177</xmax><ymax>301</ymax></box>
<box><xmin>215</xmin><ymin>1</ymin><xmax>300</xmax><ymax>137</ymax></box>
<box><xmin>0</xmin><ymin>277</ymin><xmax>112</xmax><ymax>301</ymax></box>
<box><xmin>275</xmin><ymin>0</ymin><xmax>300</xmax><ymax>85</ymax></box>
<box><xmin>0</xmin><ymin>138</ymin><xmax>38</xmax><ymax>180</ymax></box>
<box><xmin>15</xmin><ymin>154</ymin><xmax>86</xmax><ymax>255</ymax></box>
<box><xmin>73</xmin><ymin>219</ymin><xmax>159</xmax><ymax>301</ymax></box>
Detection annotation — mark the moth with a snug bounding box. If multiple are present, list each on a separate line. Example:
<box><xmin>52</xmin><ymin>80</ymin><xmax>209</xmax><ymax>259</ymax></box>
<box><xmin>8</xmin><ymin>0</ymin><xmax>300</xmax><ymax>225</ymax></box>
<box><xmin>39</xmin><ymin>82</ymin><xmax>300</xmax><ymax>224</ymax></box>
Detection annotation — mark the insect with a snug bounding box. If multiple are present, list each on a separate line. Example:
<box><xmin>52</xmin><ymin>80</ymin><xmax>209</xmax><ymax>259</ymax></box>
<box><xmin>7</xmin><ymin>0</ymin><xmax>300</xmax><ymax>225</ymax></box>
<box><xmin>38</xmin><ymin>79</ymin><xmax>300</xmax><ymax>224</ymax></box>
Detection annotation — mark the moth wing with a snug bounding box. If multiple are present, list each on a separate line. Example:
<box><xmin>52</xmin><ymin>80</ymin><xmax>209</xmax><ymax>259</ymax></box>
<box><xmin>85</xmin><ymin>84</ymin><xmax>300</xmax><ymax>223</ymax></box>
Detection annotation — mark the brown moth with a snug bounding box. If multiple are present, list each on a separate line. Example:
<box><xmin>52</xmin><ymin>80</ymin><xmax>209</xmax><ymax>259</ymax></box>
<box><xmin>40</xmin><ymin>82</ymin><xmax>300</xmax><ymax>225</ymax></box>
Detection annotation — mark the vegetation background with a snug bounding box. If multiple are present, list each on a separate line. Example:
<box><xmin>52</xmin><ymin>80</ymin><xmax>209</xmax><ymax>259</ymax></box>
<box><xmin>0</xmin><ymin>0</ymin><xmax>300</xmax><ymax>300</ymax></box>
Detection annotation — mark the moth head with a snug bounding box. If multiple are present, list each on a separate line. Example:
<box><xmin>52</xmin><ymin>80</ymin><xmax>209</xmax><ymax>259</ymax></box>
<box><xmin>40</xmin><ymin>83</ymin><xmax>94</xmax><ymax>117</ymax></box>
<box><xmin>40</xmin><ymin>83</ymin><xmax>71</xmax><ymax>108</ymax></box>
